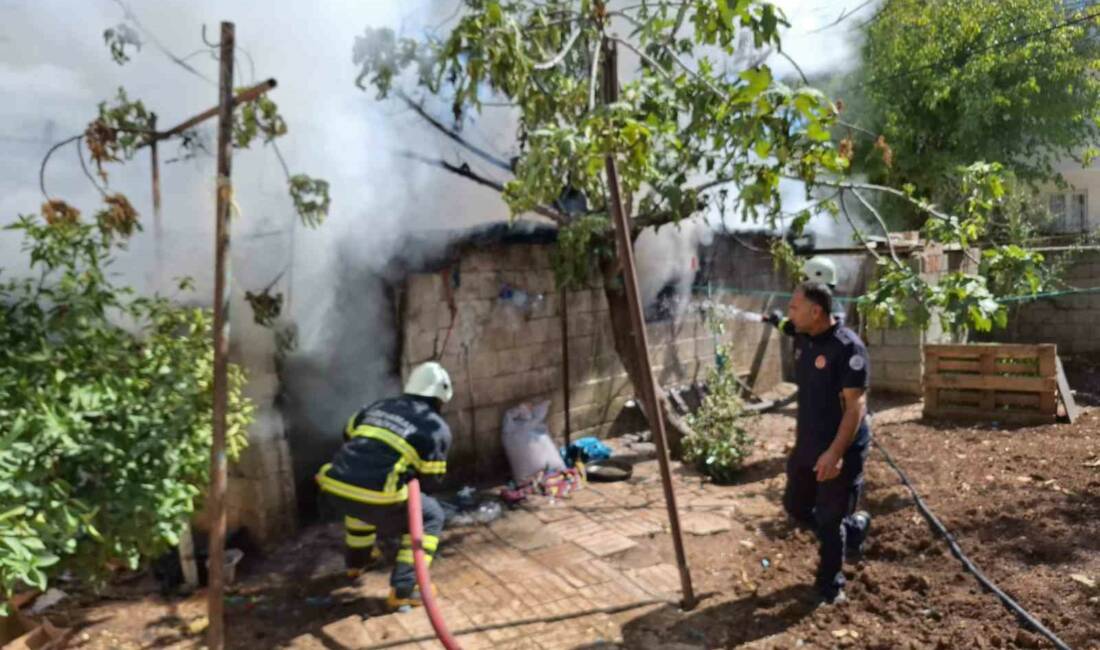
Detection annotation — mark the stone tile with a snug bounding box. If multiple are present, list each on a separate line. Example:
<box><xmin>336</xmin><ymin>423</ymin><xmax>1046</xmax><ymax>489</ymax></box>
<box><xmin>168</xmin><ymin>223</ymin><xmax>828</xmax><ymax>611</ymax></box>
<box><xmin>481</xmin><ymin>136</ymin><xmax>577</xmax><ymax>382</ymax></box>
<box><xmin>543</xmin><ymin>514</ymin><xmax>603</xmax><ymax>539</ymax></box>
<box><xmin>601</xmin><ymin>512</ymin><xmax>665</xmax><ymax>538</ymax></box>
<box><xmin>528</xmin><ymin>542</ymin><xmax>593</xmax><ymax>568</ymax></box>
<box><xmin>524</xmin><ymin>502</ymin><xmax>579</xmax><ymax>523</ymax></box>
<box><xmin>392</xmin><ymin>607</ymin><xmax>438</xmax><ymax>640</ymax></box>
<box><xmin>318</xmin><ymin>615</ymin><xmax>369</xmax><ymax>647</ymax></box>
<box><xmin>680</xmin><ymin>511</ymin><xmax>732</xmax><ymax>536</ymax></box>
<box><xmin>572</xmin><ymin>528</ymin><xmax>637</xmax><ymax>557</ymax></box>
<box><xmin>625</xmin><ymin>563</ymin><xmax>682</xmax><ymax>597</ymax></box>
<box><xmin>284</xmin><ymin>633</ymin><xmax>327</xmax><ymax>649</ymax></box>
<box><xmin>489</xmin><ymin>510</ymin><xmax>562</xmax><ymax>551</ymax></box>
<box><xmin>453</xmin><ymin>632</ymin><xmax>498</xmax><ymax>650</ymax></box>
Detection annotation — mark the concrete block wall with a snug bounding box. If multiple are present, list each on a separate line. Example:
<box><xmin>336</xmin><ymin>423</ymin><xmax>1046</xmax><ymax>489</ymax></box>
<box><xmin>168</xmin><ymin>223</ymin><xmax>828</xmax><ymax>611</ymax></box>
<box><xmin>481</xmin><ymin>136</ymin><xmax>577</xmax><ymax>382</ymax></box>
<box><xmin>863</xmin><ymin>244</ymin><xmax>969</xmax><ymax>396</ymax></box>
<box><xmin>400</xmin><ymin>235</ymin><xmax>787</xmax><ymax>481</ymax></box>
<box><xmin>993</xmin><ymin>250</ymin><xmax>1100</xmax><ymax>357</ymax></box>
<box><xmin>194</xmin><ymin>290</ymin><xmax>298</xmax><ymax>549</ymax></box>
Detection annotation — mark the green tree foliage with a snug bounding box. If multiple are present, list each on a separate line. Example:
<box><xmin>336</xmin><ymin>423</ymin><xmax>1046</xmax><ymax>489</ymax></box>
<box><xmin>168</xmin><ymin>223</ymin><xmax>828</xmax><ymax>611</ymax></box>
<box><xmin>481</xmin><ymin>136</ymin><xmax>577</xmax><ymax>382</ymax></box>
<box><xmin>850</xmin><ymin>0</ymin><xmax>1100</xmax><ymax>216</ymax></box>
<box><xmin>351</xmin><ymin>1</ymin><xmax>1061</xmax><ymax>338</ymax></box>
<box><xmin>0</xmin><ymin>208</ymin><xmax>252</xmax><ymax>610</ymax></box>
<box><xmin>353</xmin><ymin>0</ymin><xmax>847</xmax><ymax>291</ymax></box>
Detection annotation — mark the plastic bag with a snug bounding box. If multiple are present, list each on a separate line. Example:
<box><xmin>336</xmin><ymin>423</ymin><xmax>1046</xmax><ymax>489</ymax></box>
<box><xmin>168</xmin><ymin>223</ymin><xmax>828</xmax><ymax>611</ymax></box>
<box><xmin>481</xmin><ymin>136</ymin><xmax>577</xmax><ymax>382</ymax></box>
<box><xmin>501</xmin><ymin>400</ymin><xmax>565</xmax><ymax>482</ymax></box>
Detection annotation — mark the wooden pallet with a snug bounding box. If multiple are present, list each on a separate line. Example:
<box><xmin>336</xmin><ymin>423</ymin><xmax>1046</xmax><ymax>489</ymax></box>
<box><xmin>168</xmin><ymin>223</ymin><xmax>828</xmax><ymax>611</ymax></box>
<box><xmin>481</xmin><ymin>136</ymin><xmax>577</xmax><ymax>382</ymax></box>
<box><xmin>923</xmin><ymin>343</ymin><xmax>1058</xmax><ymax>424</ymax></box>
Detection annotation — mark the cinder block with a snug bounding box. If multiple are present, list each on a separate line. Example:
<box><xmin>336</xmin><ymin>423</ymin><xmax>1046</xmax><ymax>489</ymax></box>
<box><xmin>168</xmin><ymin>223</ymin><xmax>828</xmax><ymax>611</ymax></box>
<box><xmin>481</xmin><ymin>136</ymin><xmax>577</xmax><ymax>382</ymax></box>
<box><xmin>470</xmin><ymin>377</ymin><xmax>502</xmax><ymax>405</ymax></box>
<box><xmin>528</xmin><ymin>245</ymin><xmax>553</xmax><ymax>271</ymax></box>
<box><xmin>872</xmin><ymin>345</ymin><xmax>921</xmax><ymax>363</ymax></box>
<box><xmin>646</xmin><ymin>322</ymin><xmax>676</xmax><ymax>345</ymax></box>
<box><xmin>462</xmin><ymin>249</ymin><xmax>498</xmax><ymax>272</ymax></box>
<box><xmin>525</xmin><ymin>317</ymin><xmax>563</xmax><ymax>344</ymax></box>
<box><xmin>479</xmin><ymin>321</ymin><xmax>518</xmax><ymax>350</ymax></box>
<box><xmin>588</xmin><ymin>288</ymin><xmax>609</xmax><ymax>312</ymax></box>
<box><xmin>473</xmin><ymin>404</ymin><xmax>503</xmax><ymax>434</ymax></box>
<box><xmin>464</xmin><ymin>349</ymin><xmax>498</xmax><ymax>380</ymax></box>
<box><xmin>885</xmin><ymin>361</ymin><xmax>922</xmax><ymax>384</ymax></box>
<box><xmin>407</xmin><ymin>273</ymin><xmax>443</xmax><ymax>300</ymax></box>
<box><xmin>529</xmin><ymin>293</ymin><xmax>560</xmax><ymax>319</ymax></box>
<box><xmin>566</xmin><ymin>290</ymin><xmax>593</xmax><ymax>314</ymax></box>
<box><xmin>883</xmin><ymin>327</ymin><xmax>921</xmax><ymax>347</ymax></box>
<box><xmin>529</xmin><ymin>269</ymin><xmax>558</xmax><ymax>294</ymax></box>
<box><xmin>568</xmin><ymin>311</ymin><xmax>597</xmax><ymax>337</ymax></box>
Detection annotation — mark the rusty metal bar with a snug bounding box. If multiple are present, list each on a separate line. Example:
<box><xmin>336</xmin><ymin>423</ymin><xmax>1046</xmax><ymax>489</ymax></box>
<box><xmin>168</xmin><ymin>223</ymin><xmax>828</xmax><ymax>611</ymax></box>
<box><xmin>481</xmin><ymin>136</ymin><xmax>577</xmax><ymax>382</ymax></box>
<box><xmin>560</xmin><ymin>287</ymin><xmax>572</xmax><ymax>447</ymax></box>
<box><xmin>206</xmin><ymin>21</ymin><xmax>235</xmax><ymax>650</ymax></box>
<box><xmin>149</xmin><ymin>114</ymin><xmax>164</xmax><ymax>293</ymax></box>
<box><xmin>600</xmin><ymin>36</ymin><xmax>696</xmax><ymax>610</ymax></box>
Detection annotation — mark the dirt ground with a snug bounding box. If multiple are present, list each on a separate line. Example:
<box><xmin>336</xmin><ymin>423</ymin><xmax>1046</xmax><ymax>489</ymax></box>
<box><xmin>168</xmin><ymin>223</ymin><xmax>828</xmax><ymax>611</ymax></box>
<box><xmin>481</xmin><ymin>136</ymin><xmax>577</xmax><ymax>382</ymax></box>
<box><xmin>37</xmin><ymin>395</ymin><xmax>1100</xmax><ymax>649</ymax></box>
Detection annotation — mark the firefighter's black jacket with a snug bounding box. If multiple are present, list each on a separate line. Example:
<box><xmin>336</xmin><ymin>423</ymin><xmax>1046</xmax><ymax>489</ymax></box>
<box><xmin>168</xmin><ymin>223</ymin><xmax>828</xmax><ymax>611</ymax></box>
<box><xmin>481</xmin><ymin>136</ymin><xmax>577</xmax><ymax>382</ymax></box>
<box><xmin>317</xmin><ymin>395</ymin><xmax>451</xmax><ymax>505</ymax></box>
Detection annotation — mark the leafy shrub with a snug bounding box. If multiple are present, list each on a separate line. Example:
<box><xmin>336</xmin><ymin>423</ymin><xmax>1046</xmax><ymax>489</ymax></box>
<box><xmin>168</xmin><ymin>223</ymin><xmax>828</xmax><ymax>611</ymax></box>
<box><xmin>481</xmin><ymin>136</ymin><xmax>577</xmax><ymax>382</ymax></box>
<box><xmin>684</xmin><ymin>342</ymin><xmax>755</xmax><ymax>484</ymax></box>
<box><xmin>0</xmin><ymin>208</ymin><xmax>252</xmax><ymax>609</ymax></box>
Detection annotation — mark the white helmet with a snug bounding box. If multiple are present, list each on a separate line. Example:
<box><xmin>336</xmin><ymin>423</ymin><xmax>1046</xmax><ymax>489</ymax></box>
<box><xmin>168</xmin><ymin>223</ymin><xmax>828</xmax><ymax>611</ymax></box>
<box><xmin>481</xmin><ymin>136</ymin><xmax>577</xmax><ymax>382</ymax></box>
<box><xmin>803</xmin><ymin>256</ymin><xmax>838</xmax><ymax>287</ymax></box>
<box><xmin>404</xmin><ymin>362</ymin><xmax>454</xmax><ymax>403</ymax></box>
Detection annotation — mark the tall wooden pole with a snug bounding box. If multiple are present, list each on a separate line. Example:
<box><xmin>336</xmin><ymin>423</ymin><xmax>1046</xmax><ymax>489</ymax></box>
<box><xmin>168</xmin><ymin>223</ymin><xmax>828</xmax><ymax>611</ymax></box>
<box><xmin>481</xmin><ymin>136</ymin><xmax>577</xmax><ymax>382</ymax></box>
<box><xmin>600</xmin><ymin>35</ymin><xmax>696</xmax><ymax>610</ymax></box>
<box><xmin>207</xmin><ymin>21</ymin><xmax>235</xmax><ymax>650</ymax></box>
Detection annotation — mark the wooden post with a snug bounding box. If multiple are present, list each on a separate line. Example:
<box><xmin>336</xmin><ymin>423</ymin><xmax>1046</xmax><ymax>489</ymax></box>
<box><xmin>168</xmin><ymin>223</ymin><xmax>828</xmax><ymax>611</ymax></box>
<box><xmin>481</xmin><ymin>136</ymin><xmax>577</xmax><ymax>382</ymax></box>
<box><xmin>207</xmin><ymin>21</ymin><xmax>235</xmax><ymax>650</ymax></box>
<box><xmin>600</xmin><ymin>35</ymin><xmax>696</xmax><ymax>611</ymax></box>
<box><xmin>561</xmin><ymin>287</ymin><xmax>572</xmax><ymax>447</ymax></box>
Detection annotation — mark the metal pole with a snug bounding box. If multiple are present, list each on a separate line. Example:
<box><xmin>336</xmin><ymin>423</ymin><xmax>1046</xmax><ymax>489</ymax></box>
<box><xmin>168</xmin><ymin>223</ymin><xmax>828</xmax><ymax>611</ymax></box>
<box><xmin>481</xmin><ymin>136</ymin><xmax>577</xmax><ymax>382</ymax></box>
<box><xmin>560</xmin><ymin>287</ymin><xmax>572</xmax><ymax>447</ymax></box>
<box><xmin>600</xmin><ymin>35</ymin><xmax>696</xmax><ymax>610</ymax></box>
<box><xmin>207</xmin><ymin>21</ymin><xmax>235</xmax><ymax>650</ymax></box>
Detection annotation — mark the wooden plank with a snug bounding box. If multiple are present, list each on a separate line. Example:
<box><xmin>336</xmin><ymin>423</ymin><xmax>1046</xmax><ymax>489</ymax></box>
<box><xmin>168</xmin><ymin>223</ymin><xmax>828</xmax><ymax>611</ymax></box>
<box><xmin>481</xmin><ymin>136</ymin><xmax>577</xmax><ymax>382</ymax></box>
<box><xmin>923</xmin><ymin>350</ymin><xmax>940</xmax><ymax>379</ymax></box>
<box><xmin>994</xmin><ymin>392</ymin><xmax>1041</xmax><ymax>408</ymax></box>
<box><xmin>926</xmin><ymin>343</ymin><xmax>1055</xmax><ymax>360</ymax></box>
<box><xmin>1055</xmin><ymin>356</ymin><xmax>1079</xmax><ymax>422</ymax></box>
<box><xmin>979</xmin><ymin>351</ymin><xmax>996</xmax><ymax>411</ymax></box>
<box><xmin>1038</xmin><ymin>346</ymin><xmax>1057</xmax><ymax>379</ymax></box>
<box><xmin>923</xmin><ymin>385</ymin><xmax>939</xmax><ymax>412</ymax></box>
<box><xmin>994</xmin><ymin>361</ymin><xmax>1039</xmax><ymax>376</ymax></box>
<box><xmin>939</xmin><ymin>389</ymin><xmax>981</xmax><ymax>406</ymax></box>
<box><xmin>937</xmin><ymin>359</ymin><xmax>981</xmax><ymax>373</ymax></box>
<box><xmin>925</xmin><ymin>373</ymin><xmax>1056</xmax><ymax>393</ymax></box>
<box><xmin>924</xmin><ymin>407</ymin><xmax>1057</xmax><ymax>425</ymax></box>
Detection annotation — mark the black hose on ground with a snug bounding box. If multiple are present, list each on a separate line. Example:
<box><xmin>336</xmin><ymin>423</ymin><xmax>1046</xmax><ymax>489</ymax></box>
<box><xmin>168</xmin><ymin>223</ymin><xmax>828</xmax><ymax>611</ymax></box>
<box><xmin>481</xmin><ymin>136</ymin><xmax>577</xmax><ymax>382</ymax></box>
<box><xmin>874</xmin><ymin>439</ymin><xmax>1073</xmax><ymax>650</ymax></box>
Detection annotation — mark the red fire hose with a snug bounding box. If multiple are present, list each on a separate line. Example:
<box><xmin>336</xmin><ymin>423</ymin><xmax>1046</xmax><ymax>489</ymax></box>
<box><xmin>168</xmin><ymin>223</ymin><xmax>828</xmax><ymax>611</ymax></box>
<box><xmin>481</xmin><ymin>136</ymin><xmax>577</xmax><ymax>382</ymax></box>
<box><xmin>406</xmin><ymin>478</ymin><xmax>462</xmax><ymax>650</ymax></box>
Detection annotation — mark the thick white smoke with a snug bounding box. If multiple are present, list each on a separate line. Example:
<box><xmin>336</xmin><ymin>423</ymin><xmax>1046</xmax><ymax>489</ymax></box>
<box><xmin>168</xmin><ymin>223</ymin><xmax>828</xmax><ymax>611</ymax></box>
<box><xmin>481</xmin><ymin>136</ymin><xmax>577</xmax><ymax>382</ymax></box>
<box><xmin>0</xmin><ymin>0</ymin><xmax>876</xmax><ymax>493</ymax></box>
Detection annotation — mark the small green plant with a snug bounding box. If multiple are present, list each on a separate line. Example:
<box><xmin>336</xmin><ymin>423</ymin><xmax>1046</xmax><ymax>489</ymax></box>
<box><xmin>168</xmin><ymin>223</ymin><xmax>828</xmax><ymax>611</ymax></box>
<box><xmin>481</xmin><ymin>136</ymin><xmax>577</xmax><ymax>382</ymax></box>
<box><xmin>685</xmin><ymin>316</ymin><xmax>756</xmax><ymax>483</ymax></box>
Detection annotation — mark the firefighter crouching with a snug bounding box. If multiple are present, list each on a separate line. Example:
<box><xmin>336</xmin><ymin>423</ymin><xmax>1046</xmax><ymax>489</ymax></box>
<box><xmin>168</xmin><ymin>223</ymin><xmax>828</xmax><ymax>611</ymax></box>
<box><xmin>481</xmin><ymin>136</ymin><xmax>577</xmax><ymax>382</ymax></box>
<box><xmin>316</xmin><ymin>361</ymin><xmax>453</xmax><ymax>611</ymax></box>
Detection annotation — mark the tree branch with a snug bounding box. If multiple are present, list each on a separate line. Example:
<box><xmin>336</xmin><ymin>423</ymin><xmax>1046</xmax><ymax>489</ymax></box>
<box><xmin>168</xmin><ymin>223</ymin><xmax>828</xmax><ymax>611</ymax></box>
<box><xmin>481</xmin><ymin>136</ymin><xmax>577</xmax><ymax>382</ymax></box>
<box><xmin>398</xmin><ymin>151</ymin><xmax>567</xmax><ymax>225</ymax></box>
<box><xmin>39</xmin><ymin>134</ymin><xmax>83</xmax><ymax>201</ymax></box>
<box><xmin>839</xmin><ymin>190</ymin><xmax>887</xmax><ymax>265</ymax></box>
<box><xmin>807</xmin><ymin>0</ymin><xmax>877</xmax><ymax>34</ymax></box>
<box><xmin>588</xmin><ymin>33</ymin><xmax>603</xmax><ymax>111</ymax></box>
<box><xmin>777</xmin><ymin>49</ymin><xmax>809</xmax><ymax>86</ymax></box>
<box><xmin>396</xmin><ymin>90</ymin><xmax>513</xmax><ymax>173</ymax></box>
<box><xmin>850</xmin><ymin>189</ymin><xmax>903</xmax><ymax>266</ymax></box>
<box><xmin>534</xmin><ymin>27</ymin><xmax>582</xmax><ymax>70</ymax></box>
<box><xmin>608</xmin><ymin>36</ymin><xmax>678</xmax><ymax>87</ymax></box>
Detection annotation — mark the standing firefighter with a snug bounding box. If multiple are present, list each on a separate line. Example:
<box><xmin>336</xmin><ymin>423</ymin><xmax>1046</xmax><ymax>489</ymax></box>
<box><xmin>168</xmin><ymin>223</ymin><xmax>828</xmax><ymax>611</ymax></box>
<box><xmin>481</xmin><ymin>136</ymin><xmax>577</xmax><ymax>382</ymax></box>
<box><xmin>763</xmin><ymin>282</ymin><xmax>872</xmax><ymax>604</ymax></box>
<box><xmin>316</xmin><ymin>362</ymin><xmax>453</xmax><ymax>611</ymax></box>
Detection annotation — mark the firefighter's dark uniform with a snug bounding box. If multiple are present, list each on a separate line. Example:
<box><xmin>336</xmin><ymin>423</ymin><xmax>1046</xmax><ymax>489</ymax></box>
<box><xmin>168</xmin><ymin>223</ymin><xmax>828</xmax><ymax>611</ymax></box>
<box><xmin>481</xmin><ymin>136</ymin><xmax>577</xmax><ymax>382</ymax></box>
<box><xmin>316</xmin><ymin>395</ymin><xmax>450</xmax><ymax>595</ymax></box>
<box><xmin>771</xmin><ymin>316</ymin><xmax>871</xmax><ymax>599</ymax></box>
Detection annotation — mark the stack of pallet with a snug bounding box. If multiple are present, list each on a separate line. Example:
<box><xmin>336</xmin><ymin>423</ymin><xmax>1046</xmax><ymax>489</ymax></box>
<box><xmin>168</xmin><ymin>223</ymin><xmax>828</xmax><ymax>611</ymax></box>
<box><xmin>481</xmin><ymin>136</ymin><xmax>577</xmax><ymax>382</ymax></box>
<box><xmin>922</xmin><ymin>343</ymin><xmax>1064</xmax><ymax>424</ymax></box>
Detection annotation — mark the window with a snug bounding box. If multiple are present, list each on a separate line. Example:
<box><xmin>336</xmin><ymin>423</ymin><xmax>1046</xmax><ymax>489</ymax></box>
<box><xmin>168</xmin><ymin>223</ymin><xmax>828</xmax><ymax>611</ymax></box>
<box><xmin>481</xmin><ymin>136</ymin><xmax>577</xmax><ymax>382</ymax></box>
<box><xmin>1047</xmin><ymin>191</ymin><xmax>1088</xmax><ymax>233</ymax></box>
